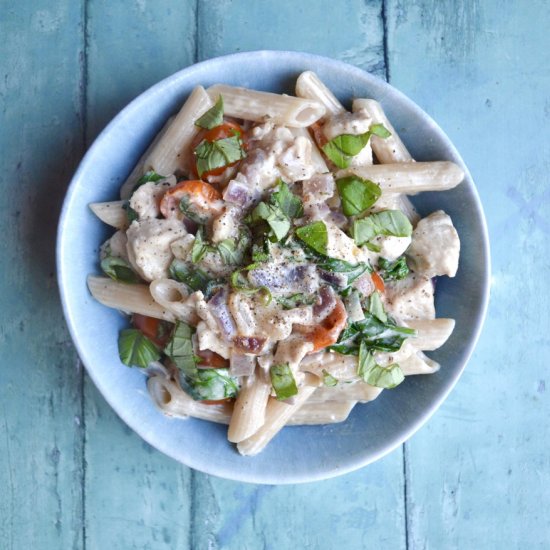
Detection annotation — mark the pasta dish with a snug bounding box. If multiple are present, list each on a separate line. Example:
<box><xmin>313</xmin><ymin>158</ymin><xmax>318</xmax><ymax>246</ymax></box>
<box><xmin>88</xmin><ymin>72</ymin><xmax>462</xmax><ymax>455</ymax></box>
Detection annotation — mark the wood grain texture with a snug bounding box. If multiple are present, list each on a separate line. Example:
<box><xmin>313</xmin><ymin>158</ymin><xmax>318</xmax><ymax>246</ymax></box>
<box><xmin>0</xmin><ymin>2</ymin><xmax>85</xmax><ymax>549</ymax></box>
<box><xmin>386</xmin><ymin>0</ymin><xmax>550</xmax><ymax>547</ymax></box>
<box><xmin>83</xmin><ymin>2</ymin><xmax>197</xmax><ymax>549</ymax></box>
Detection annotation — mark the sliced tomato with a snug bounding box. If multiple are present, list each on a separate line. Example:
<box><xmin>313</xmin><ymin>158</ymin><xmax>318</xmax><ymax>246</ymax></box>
<box><xmin>159</xmin><ymin>179</ymin><xmax>222</xmax><ymax>221</ymax></box>
<box><xmin>190</xmin><ymin>121</ymin><xmax>246</xmax><ymax>178</ymax></box>
<box><xmin>132</xmin><ymin>314</ymin><xmax>172</xmax><ymax>347</ymax></box>
<box><xmin>371</xmin><ymin>271</ymin><xmax>385</xmax><ymax>293</ymax></box>
<box><xmin>309</xmin><ymin>121</ymin><xmax>328</xmax><ymax>148</ymax></box>
<box><xmin>299</xmin><ymin>296</ymin><xmax>348</xmax><ymax>353</ymax></box>
<box><xmin>196</xmin><ymin>349</ymin><xmax>229</xmax><ymax>369</ymax></box>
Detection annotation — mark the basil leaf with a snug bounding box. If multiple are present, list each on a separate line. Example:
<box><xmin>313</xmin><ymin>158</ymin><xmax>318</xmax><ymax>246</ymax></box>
<box><xmin>216</xmin><ymin>230</ymin><xmax>250</xmax><ymax>265</ymax></box>
<box><xmin>122</xmin><ymin>202</ymin><xmax>139</xmax><ymax>223</ymax></box>
<box><xmin>270</xmin><ymin>364</ymin><xmax>299</xmax><ymax>400</ymax></box>
<box><xmin>169</xmin><ymin>259</ymin><xmax>213</xmax><ymax>293</ymax></box>
<box><xmin>357</xmin><ymin>341</ymin><xmax>377</xmax><ymax>380</ymax></box>
<box><xmin>364</xmin><ymin>362</ymin><xmax>404</xmax><ymax>388</ymax></box>
<box><xmin>134</xmin><ymin>170</ymin><xmax>164</xmax><ymax>191</ymax></box>
<box><xmin>163</xmin><ymin>322</ymin><xmax>198</xmax><ymax>377</ymax></box>
<box><xmin>336</xmin><ymin>176</ymin><xmax>381</xmax><ymax>216</ymax></box>
<box><xmin>195</xmin><ymin>96</ymin><xmax>224</xmax><ymax>130</ymax></box>
<box><xmin>192</xmin><ymin>227</ymin><xmax>212</xmax><ymax>263</ymax></box>
<box><xmin>370</xmin><ymin>123</ymin><xmax>392</xmax><ymax>138</ymax></box>
<box><xmin>368</xmin><ymin>291</ymin><xmax>387</xmax><ymax>323</ymax></box>
<box><xmin>194</xmin><ymin>135</ymin><xmax>246</xmax><ymax>177</ymax></box>
<box><xmin>272</xmin><ymin>179</ymin><xmax>304</xmax><ymax>219</ymax></box>
<box><xmin>101</xmin><ymin>256</ymin><xmax>140</xmax><ymax>283</ymax></box>
<box><xmin>378</xmin><ymin>256</ymin><xmax>410</xmax><ymax>281</ymax></box>
<box><xmin>230</xmin><ymin>269</ymin><xmax>272</xmax><ymax>305</ymax></box>
<box><xmin>296</xmin><ymin>221</ymin><xmax>328</xmax><ymax>255</ymax></box>
<box><xmin>118</xmin><ymin>329</ymin><xmax>160</xmax><ymax>368</ymax></box>
<box><xmin>317</xmin><ymin>257</ymin><xmax>372</xmax><ymax>287</ymax></box>
<box><xmin>322</xmin><ymin>369</ymin><xmax>338</xmax><ymax>387</ymax></box>
<box><xmin>275</xmin><ymin>293</ymin><xmax>317</xmax><ymax>310</ymax></box>
<box><xmin>179</xmin><ymin>194</ymin><xmax>209</xmax><ymax>224</ymax></box>
<box><xmin>322</xmin><ymin>124</ymin><xmax>391</xmax><ymax>169</ymax></box>
<box><xmin>248</xmin><ymin>201</ymin><xmax>290</xmax><ymax>241</ymax></box>
<box><xmin>251</xmin><ymin>239</ymin><xmax>271</xmax><ymax>263</ymax></box>
<box><xmin>186</xmin><ymin>368</ymin><xmax>239</xmax><ymax>401</ymax></box>
<box><xmin>353</xmin><ymin>210</ymin><xmax>413</xmax><ymax>246</ymax></box>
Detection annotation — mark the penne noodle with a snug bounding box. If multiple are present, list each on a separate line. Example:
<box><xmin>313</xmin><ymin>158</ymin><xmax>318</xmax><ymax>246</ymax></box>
<box><xmin>227</xmin><ymin>372</ymin><xmax>271</xmax><ymax>443</ymax></box>
<box><xmin>352</xmin><ymin>98</ymin><xmax>413</xmax><ymax>164</ymax></box>
<box><xmin>237</xmin><ymin>385</ymin><xmax>316</xmax><ymax>456</ymax></box>
<box><xmin>120</xmin><ymin>115</ymin><xmax>175</xmax><ymax>200</ymax></box>
<box><xmin>89</xmin><ymin>200</ymin><xmax>128</xmax><ymax>229</ymax></box>
<box><xmin>144</xmin><ymin>86</ymin><xmax>214</xmax><ymax>177</ymax></box>
<box><xmin>149</xmin><ymin>279</ymin><xmax>198</xmax><ymax>324</ymax></box>
<box><xmin>399</xmin><ymin>351</ymin><xmax>441</xmax><ymax>376</ymax></box>
<box><xmin>206</xmin><ymin>84</ymin><xmax>326</xmax><ymax>127</ymax></box>
<box><xmin>148</xmin><ymin>376</ymin><xmax>233</xmax><ymax>424</ymax></box>
<box><xmin>87</xmin><ymin>276</ymin><xmax>175</xmax><ymax>321</ymax></box>
<box><xmin>289</xmin><ymin>127</ymin><xmax>329</xmax><ymax>174</ymax></box>
<box><xmin>288</xmin><ymin>400</ymin><xmax>357</xmax><ymax>425</ymax></box>
<box><xmin>407</xmin><ymin>318</ymin><xmax>456</xmax><ymax>351</ymax></box>
<box><xmin>337</xmin><ymin>161</ymin><xmax>464</xmax><ymax>194</ymax></box>
<box><xmin>295</xmin><ymin>71</ymin><xmax>345</xmax><ymax>116</ymax></box>
<box><xmin>308</xmin><ymin>382</ymin><xmax>383</xmax><ymax>403</ymax></box>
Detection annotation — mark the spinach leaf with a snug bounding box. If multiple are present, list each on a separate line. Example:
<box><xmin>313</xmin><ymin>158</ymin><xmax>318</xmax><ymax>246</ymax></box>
<box><xmin>378</xmin><ymin>256</ymin><xmax>410</xmax><ymax>281</ymax></box>
<box><xmin>118</xmin><ymin>329</ymin><xmax>160</xmax><ymax>368</ymax></box>
<box><xmin>357</xmin><ymin>340</ymin><xmax>404</xmax><ymax>388</ymax></box>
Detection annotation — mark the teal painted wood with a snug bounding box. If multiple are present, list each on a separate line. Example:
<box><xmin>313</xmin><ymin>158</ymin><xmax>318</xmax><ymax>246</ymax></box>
<box><xmin>386</xmin><ymin>0</ymin><xmax>550</xmax><ymax>548</ymax></box>
<box><xmin>83</xmin><ymin>2</ymin><xmax>197</xmax><ymax>549</ymax></box>
<box><xmin>0</xmin><ymin>2</ymin><xmax>85</xmax><ymax>549</ymax></box>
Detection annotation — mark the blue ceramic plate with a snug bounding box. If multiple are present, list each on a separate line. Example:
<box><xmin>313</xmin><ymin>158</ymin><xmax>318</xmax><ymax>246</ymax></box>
<box><xmin>57</xmin><ymin>51</ymin><xmax>490</xmax><ymax>484</ymax></box>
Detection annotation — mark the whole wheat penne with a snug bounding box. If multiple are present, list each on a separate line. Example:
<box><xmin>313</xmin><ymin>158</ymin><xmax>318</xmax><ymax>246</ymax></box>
<box><xmin>149</xmin><ymin>279</ymin><xmax>199</xmax><ymax>324</ymax></box>
<box><xmin>237</xmin><ymin>385</ymin><xmax>316</xmax><ymax>456</ymax></box>
<box><xmin>206</xmin><ymin>84</ymin><xmax>325</xmax><ymax>127</ymax></box>
<box><xmin>288</xmin><ymin>400</ymin><xmax>357</xmax><ymax>425</ymax></box>
<box><xmin>295</xmin><ymin>71</ymin><xmax>345</xmax><ymax>116</ymax></box>
<box><xmin>227</xmin><ymin>372</ymin><xmax>271</xmax><ymax>443</ymax></box>
<box><xmin>399</xmin><ymin>351</ymin><xmax>441</xmax><ymax>376</ymax></box>
<box><xmin>407</xmin><ymin>318</ymin><xmax>456</xmax><ymax>351</ymax></box>
<box><xmin>89</xmin><ymin>200</ymin><xmax>128</xmax><ymax>229</ymax></box>
<box><xmin>148</xmin><ymin>376</ymin><xmax>233</xmax><ymax>423</ymax></box>
<box><xmin>337</xmin><ymin>161</ymin><xmax>464</xmax><ymax>194</ymax></box>
<box><xmin>308</xmin><ymin>382</ymin><xmax>383</xmax><ymax>403</ymax></box>
<box><xmin>289</xmin><ymin>126</ymin><xmax>329</xmax><ymax>174</ymax></box>
<box><xmin>120</xmin><ymin>115</ymin><xmax>175</xmax><ymax>200</ymax></box>
<box><xmin>87</xmin><ymin>276</ymin><xmax>175</xmax><ymax>321</ymax></box>
<box><xmin>144</xmin><ymin>86</ymin><xmax>213</xmax><ymax>177</ymax></box>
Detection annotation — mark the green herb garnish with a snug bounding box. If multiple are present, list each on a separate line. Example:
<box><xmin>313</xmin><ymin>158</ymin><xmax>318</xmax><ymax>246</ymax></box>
<box><xmin>378</xmin><ymin>256</ymin><xmax>410</xmax><ymax>281</ymax></box>
<box><xmin>358</xmin><ymin>341</ymin><xmax>404</xmax><ymax>388</ymax></box>
<box><xmin>101</xmin><ymin>256</ymin><xmax>140</xmax><ymax>283</ymax></box>
<box><xmin>195</xmin><ymin>96</ymin><xmax>224</xmax><ymax>130</ymax></box>
<box><xmin>322</xmin><ymin>369</ymin><xmax>339</xmax><ymax>387</ymax></box>
<box><xmin>368</xmin><ymin>291</ymin><xmax>387</xmax><ymax>323</ymax></box>
<box><xmin>118</xmin><ymin>329</ymin><xmax>160</xmax><ymax>368</ymax></box>
<box><xmin>270</xmin><ymin>364</ymin><xmax>299</xmax><ymax>400</ymax></box>
<box><xmin>194</xmin><ymin>135</ymin><xmax>246</xmax><ymax>177</ymax></box>
<box><xmin>352</xmin><ymin>210</ymin><xmax>412</xmax><ymax>247</ymax></box>
<box><xmin>275</xmin><ymin>293</ymin><xmax>317</xmax><ymax>310</ymax></box>
<box><xmin>295</xmin><ymin>221</ymin><xmax>328</xmax><ymax>255</ymax></box>
<box><xmin>336</xmin><ymin>176</ymin><xmax>381</xmax><ymax>216</ymax></box>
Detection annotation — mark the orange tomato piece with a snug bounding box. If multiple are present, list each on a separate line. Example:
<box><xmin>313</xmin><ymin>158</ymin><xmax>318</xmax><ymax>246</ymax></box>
<box><xmin>371</xmin><ymin>271</ymin><xmax>385</xmax><ymax>293</ymax></box>
<box><xmin>304</xmin><ymin>296</ymin><xmax>348</xmax><ymax>353</ymax></box>
<box><xmin>132</xmin><ymin>314</ymin><xmax>171</xmax><ymax>347</ymax></box>
<box><xmin>196</xmin><ymin>349</ymin><xmax>229</xmax><ymax>369</ymax></box>
<box><xmin>159</xmin><ymin>179</ymin><xmax>222</xmax><ymax>220</ymax></box>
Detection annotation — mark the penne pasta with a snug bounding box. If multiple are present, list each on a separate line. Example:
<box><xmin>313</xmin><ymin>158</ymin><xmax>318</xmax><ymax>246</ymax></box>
<box><xmin>352</xmin><ymin>98</ymin><xmax>413</xmax><ymax>164</ymax></box>
<box><xmin>149</xmin><ymin>278</ymin><xmax>199</xmax><ymax>324</ymax></box>
<box><xmin>407</xmin><ymin>318</ymin><xmax>456</xmax><ymax>351</ymax></box>
<box><xmin>87</xmin><ymin>276</ymin><xmax>175</xmax><ymax>321</ymax></box>
<box><xmin>295</xmin><ymin>71</ymin><xmax>345</xmax><ymax>116</ymax></box>
<box><xmin>308</xmin><ymin>382</ymin><xmax>383</xmax><ymax>403</ymax></box>
<box><xmin>399</xmin><ymin>351</ymin><xmax>441</xmax><ymax>376</ymax></box>
<box><xmin>337</xmin><ymin>161</ymin><xmax>464</xmax><ymax>194</ymax></box>
<box><xmin>288</xmin><ymin>400</ymin><xmax>357</xmax><ymax>425</ymax></box>
<box><xmin>143</xmin><ymin>86</ymin><xmax>214</xmax><ymax>177</ymax></box>
<box><xmin>148</xmin><ymin>376</ymin><xmax>233</xmax><ymax>424</ymax></box>
<box><xmin>237</xmin><ymin>385</ymin><xmax>316</xmax><ymax>456</ymax></box>
<box><xmin>227</xmin><ymin>371</ymin><xmax>271</xmax><ymax>443</ymax></box>
<box><xmin>206</xmin><ymin>84</ymin><xmax>326</xmax><ymax>127</ymax></box>
<box><xmin>289</xmin><ymin>126</ymin><xmax>329</xmax><ymax>174</ymax></box>
<box><xmin>89</xmin><ymin>200</ymin><xmax>128</xmax><ymax>229</ymax></box>
<box><xmin>120</xmin><ymin>115</ymin><xmax>175</xmax><ymax>200</ymax></box>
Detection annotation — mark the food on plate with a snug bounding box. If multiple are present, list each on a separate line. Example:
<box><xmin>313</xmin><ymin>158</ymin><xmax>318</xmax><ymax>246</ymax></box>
<box><xmin>88</xmin><ymin>71</ymin><xmax>462</xmax><ymax>455</ymax></box>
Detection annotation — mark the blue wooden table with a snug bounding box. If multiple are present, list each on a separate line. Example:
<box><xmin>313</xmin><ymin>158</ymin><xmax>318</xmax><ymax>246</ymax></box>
<box><xmin>1</xmin><ymin>1</ymin><xmax>549</xmax><ymax>548</ymax></box>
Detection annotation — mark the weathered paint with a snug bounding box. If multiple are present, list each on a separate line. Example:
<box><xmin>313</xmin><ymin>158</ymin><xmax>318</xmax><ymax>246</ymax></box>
<box><xmin>1</xmin><ymin>1</ymin><xmax>549</xmax><ymax>548</ymax></box>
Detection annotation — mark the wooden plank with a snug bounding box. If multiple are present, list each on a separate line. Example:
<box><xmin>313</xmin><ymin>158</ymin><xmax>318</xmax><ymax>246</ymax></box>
<box><xmin>386</xmin><ymin>1</ymin><xmax>550</xmax><ymax>547</ymax></box>
<box><xmin>0</xmin><ymin>2</ymin><xmax>85</xmax><ymax>549</ymax></box>
<box><xmin>82</xmin><ymin>2</ymin><xmax>197</xmax><ymax>548</ymax></box>
<box><xmin>191</xmin><ymin>2</ymin><xmax>407</xmax><ymax>548</ymax></box>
